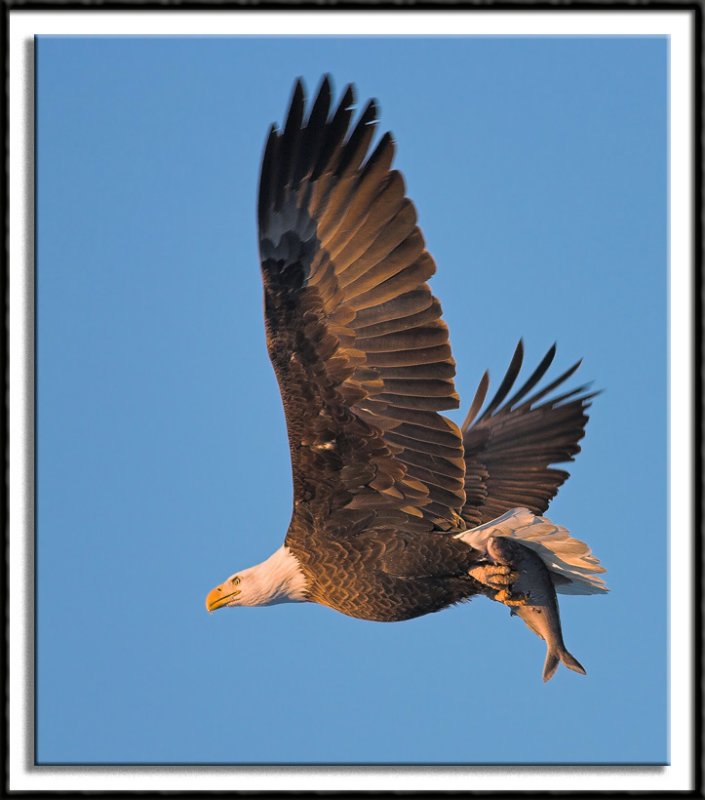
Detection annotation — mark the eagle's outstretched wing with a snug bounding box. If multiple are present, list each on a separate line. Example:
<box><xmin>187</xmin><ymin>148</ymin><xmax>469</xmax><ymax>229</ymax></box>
<box><xmin>460</xmin><ymin>340</ymin><xmax>598</xmax><ymax>527</ymax></box>
<box><xmin>258</xmin><ymin>76</ymin><xmax>466</xmax><ymax>536</ymax></box>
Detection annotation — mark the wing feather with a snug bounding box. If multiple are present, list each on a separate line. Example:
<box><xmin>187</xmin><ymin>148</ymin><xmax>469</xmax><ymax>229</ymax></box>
<box><xmin>461</xmin><ymin>341</ymin><xmax>597</xmax><ymax>527</ymax></box>
<box><xmin>259</xmin><ymin>76</ymin><xmax>465</xmax><ymax>537</ymax></box>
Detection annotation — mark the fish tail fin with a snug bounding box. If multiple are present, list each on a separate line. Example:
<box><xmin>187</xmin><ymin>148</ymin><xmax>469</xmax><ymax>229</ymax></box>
<box><xmin>560</xmin><ymin>648</ymin><xmax>587</xmax><ymax>676</ymax></box>
<box><xmin>542</xmin><ymin>650</ymin><xmax>560</xmax><ymax>682</ymax></box>
<box><xmin>543</xmin><ymin>648</ymin><xmax>587</xmax><ymax>681</ymax></box>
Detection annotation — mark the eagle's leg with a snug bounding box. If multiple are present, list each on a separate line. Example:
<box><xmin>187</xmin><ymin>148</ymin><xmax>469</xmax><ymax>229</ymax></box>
<box><xmin>468</xmin><ymin>564</ymin><xmax>528</xmax><ymax>605</ymax></box>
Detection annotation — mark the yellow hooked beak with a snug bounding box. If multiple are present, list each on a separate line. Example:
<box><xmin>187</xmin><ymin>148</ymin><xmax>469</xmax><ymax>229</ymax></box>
<box><xmin>206</xmin><ymin>586</ymin><xmax>240</xmax><ymax>611</ymax></box>
<box><xmin>205</xmin><ymin>578</ymin><xmax>240</xmax><ymax>612</ymax></box>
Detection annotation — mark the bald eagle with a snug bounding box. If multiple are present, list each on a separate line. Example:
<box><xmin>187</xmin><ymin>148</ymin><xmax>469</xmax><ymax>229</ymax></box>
<box><xmin>206</xmin><ymin>77</ymin><xmax>606</xmax><ymax>626</ymax></box>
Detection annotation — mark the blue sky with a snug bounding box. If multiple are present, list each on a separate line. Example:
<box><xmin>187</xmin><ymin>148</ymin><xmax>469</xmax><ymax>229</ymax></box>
<box><xmin>36</xmin><ymin>36</ymin><xmax>667</xmax><ymax>765</ymax></box>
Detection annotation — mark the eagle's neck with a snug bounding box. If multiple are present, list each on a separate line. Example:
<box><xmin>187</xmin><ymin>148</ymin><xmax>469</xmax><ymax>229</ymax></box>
<box><xmin>239</xmin><ymin>545</ymin><xmax>309</xmax><ymax>606</ymax></box>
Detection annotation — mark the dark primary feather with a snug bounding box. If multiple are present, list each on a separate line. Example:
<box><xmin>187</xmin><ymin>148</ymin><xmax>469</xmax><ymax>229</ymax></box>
<box><xmin>460</xmin><ymin>340</ymin><xmax>598</xmax><ymax>527</ymax></box>
<box><xmin>258</xmin><ymin>76</ymin><xmax>467</xmax><ymax>545</ymax></box>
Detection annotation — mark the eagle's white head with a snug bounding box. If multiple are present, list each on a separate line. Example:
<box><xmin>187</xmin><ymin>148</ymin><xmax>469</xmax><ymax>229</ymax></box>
<box><xmin>206</xmin><ymin>545</ymin><xmax>308</xmax><ymax>610</ymax></box>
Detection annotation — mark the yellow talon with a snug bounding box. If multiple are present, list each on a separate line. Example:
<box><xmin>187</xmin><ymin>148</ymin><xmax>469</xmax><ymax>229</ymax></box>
<box><xmin>469</xmin><ymin>564</ymin><xmax>519</xmax><ymax>589</ymax></box>
<box><xmin>495</xmin><ymin>588</ymin><xmax>528</xmax><ymax>606</ymax></box>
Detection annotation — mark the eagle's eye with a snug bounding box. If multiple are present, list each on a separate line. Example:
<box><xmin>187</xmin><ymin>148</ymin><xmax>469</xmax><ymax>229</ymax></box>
<box><xmin>231</xmin><ymin>576</ymin><xmax>241</xmax><ymax>586</ymax></box>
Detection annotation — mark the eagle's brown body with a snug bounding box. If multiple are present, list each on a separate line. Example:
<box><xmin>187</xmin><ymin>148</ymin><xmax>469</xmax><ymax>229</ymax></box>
<box><xmin>287</xmin><ymin>520</ymin><xmax>480</xmax><ymax>621</ymax></box>
<box><xmin>206</xmin><ymin>76</ymin><xmax>599</xmax><ymax>625</ymax></box>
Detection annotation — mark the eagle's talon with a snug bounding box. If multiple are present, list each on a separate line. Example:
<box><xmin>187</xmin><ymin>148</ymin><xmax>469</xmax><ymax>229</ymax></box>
<box><xmin>468</xmin><ymin>563</ymin><xmax>519</xmax><ymax>590</ymax></box>
<box><xmin>494</xmin><ymin>588</ymin><xmax>528</xmax><ymax>606</ymax></box>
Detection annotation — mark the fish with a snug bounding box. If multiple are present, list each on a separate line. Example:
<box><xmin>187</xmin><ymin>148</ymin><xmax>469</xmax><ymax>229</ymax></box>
<box><xmin>486</xmin><ymin>535</ymin><xmax>587</xmax><ymax>682</ymax></box>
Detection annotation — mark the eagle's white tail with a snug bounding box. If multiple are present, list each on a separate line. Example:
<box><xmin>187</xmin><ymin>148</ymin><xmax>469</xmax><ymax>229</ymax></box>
<box><xmin>455</xmin><ymin>507</ymin><xmax>608</xmax><ymax>596</ymax></box>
